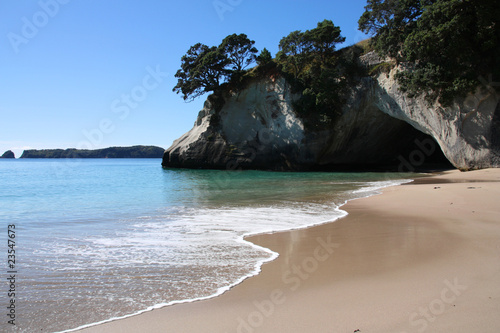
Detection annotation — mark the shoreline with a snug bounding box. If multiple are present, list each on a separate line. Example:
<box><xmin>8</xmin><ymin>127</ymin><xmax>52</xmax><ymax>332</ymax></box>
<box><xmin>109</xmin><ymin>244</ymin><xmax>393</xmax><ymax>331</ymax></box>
<box><xmin>65</xmin><ymin>175</ymin><xmax>399</xmax><ymax>333</ymax></box>
<box><xmin>77</xmin><ymin>168</ymin><xmax>500</xmax><ymax>333</ymax></box>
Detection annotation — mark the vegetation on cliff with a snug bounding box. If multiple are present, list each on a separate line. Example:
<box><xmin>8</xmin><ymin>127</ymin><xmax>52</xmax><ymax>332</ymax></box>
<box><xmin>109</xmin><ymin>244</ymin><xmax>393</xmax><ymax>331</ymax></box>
<box><xmin>275</xmin><ymin>20</ymin><xmax>367</xmax><ymax>129</ymax></box>
<box><xmin>172</xmin><ymin>33</ymin><xmax>257</xmax><ymax>101</ymax></box>
<box><xmin>172</xmin><ymin>19</ymin><xmax>358</xmax><ymax>130</ymax></box>
<box><xmin>173</xmin><ymin>0</ymin><xmax>499</xmax><ymax>112</ymax></box>
<box><xmin>359</xmin><ymin>0</ymin><xmax>500</xmax><ymax>105</ymax></box>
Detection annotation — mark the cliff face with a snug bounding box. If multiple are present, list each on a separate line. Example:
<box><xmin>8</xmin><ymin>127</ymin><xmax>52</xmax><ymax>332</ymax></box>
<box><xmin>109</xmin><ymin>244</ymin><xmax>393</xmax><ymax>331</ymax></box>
<box><xmin>375</xmin><ymin>67</ymin><xmax>500</xmax><ymax>170</ymax></box>
<box><xmin>164</xmin><ymin>77</ymin><xmax>308</xmax><ymax>170</ymax></box>
<box><xmin>163</xmin><ymin>56</ymin><xmax>499</xmax><ymax>171</ymax></box>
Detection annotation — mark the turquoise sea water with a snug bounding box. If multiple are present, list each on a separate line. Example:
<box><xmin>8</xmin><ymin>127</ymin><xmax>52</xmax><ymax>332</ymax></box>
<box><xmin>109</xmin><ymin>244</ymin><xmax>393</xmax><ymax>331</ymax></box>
<box><xmin>0</xmin><ymin>159</ymin><xmax>415</xmax><ymax>332</ymax></box>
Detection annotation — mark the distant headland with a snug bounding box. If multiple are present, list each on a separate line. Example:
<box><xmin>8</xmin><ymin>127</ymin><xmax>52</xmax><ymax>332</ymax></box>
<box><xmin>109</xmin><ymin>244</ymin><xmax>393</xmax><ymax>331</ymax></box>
<box><xmin>15</xmin><ymin>145</ymin><xmax>165</xmax><ymax>158</ymax></box>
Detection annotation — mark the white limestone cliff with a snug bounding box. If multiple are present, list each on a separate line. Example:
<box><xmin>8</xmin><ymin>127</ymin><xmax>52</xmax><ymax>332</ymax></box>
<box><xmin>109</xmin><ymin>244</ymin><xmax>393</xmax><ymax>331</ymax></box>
<box><xmin>163</xmin><ymin>56</ymin><xmax>500</xmax><ymax>171</ymax></box>
<box><xmin>163</xmin><ymin>76</ymin><xmax>307</xmax><ymax>170</ymax></box>
<box><xmin>375</xmin><ymin>67</ymin><xmax>500</xmax><ymax>170</ymax></box>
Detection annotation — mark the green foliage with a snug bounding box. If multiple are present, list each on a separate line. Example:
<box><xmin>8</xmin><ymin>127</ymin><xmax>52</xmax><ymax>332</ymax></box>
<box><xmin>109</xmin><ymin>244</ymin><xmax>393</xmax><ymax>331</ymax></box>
<box><xmin>355</xmin><ymin>38</ymin><xmax>374</xmax><ymax>55</ymax></box>
<box><xmin>276</xmin><ymin>20</ymin><xmax>347</xmax><ymax>128</ymax></box>
<box><xmin>173</xmin><ymin>43</ymin><xmax>230</xmax><ymax>101</ymax></box>
<box><xmin>276</xmin><ymin>30</ymin><xmax>311</xmax><ymax>79</ymax></box>
<box><xmin>292</xmin><ymin>64</ymin><xmax>345</xmax><ymax>129</ymax></box>
<box><xmin>173</xmin><ymin>34</ymin><xmax>258</xmax><ymax>101</ymax></box>
<box><xmin>256</xmin><ymin>48</ymin><xmax>272</xmax><ymax>66</ymax></box>
<box><xmin>359</xmin><ymin>0</ymin><xmax>500</xmax><ymax>105</ymax></box>
<box><xmin>277</xmin><ymin>20</ymin><xmax>345</xmax><ymax>79</ymax></box>
<box><xmin>307</xmin><ymin>19</ymin><xmax>345</xmax><ymax>63</ymax></box>
<box><xmin>358</xmin><ymin>0</ymin><xmax>427</xmax><ymax>59</ymax></box>
<box><xmin>399</xmin><ymin>0</ymin><xmax>500</xmax><ymax>104</ymax></box>
<box><xmin>219</xmin><ymin>33</ymin><xmax>258</xmax><ymax>72</ymax></box>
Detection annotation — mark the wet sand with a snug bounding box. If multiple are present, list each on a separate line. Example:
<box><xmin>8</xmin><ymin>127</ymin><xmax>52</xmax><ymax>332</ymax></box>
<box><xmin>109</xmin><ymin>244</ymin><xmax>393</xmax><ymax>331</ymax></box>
<box><xmin>77</xmin><ymin>168</ymin><xmax>500</xmax><ymax>333</ymax></box>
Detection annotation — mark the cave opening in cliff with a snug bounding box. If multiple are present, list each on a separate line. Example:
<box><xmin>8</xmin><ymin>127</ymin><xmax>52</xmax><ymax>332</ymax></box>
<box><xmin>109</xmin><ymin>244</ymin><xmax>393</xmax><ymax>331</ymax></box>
<box><xmin>390</xmin><ymin>128</ymin><xmax>454</xmax><ymax>173</ymax></box>
<box><xmin>315</xmin><ymin>119</ymin><xmax>454</xmax><ymax>173</ymax></box>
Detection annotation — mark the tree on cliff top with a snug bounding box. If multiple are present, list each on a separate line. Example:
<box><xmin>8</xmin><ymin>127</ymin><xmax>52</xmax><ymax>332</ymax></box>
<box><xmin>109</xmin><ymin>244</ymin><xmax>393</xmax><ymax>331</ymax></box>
<box><xmin>308</xmin><ymin>19</ymin><xmax>346</xmax><ymax>63</ymax></box>
<box><xmin>359</xmin><ymin>0</ymin><xmax>500</xmax><ymax>104</ymax></box>
<box><xmin>358</xmin><ymin>0</ymin><xmax>428</xmax><ymax>59</ymax></box>
<box><xmin>173</xmin><ymin>34</ymin><xmax>258</xmax><ymax>101</ymax></box>
<box><xmin>276</xmin><ymin>20</ymin><xmax>347</xmax><ymax>127</ymax></box>
<box><xmin>256</xmin><ymin>48</ymin><xmax>272</xmax><ymax>66</ymax></box>
<box><xmin>277</xmin><ymin>30</ymin><xmax>312</xmax><ymax>79</ymax></box>
<box><xmin>173</xmin><ymin>43</ymin><xmax>230</xmax><ymax>101</ymax></box>
<box><xmin>219</xmin><ymin>33</ymin><xmax>258</xmax><ymax>72</ymax></box>
<box><xmin>277</xmin><ymin>20</ymin><xmax>345</xmax><ymax>79</ymax></box>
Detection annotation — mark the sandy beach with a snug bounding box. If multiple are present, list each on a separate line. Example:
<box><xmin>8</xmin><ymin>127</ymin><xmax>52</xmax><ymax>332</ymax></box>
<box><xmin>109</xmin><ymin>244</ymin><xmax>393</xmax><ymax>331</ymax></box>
<box><xmin>77</xmin><ymin>168</ymin><xmax>500</xmax><ymax>333</ymax></box>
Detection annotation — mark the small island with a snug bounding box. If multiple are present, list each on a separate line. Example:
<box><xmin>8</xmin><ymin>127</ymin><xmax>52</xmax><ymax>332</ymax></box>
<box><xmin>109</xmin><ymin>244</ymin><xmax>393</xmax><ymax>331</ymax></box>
<box><xmin>1</xmin><ymin>150</ymin><xmax>15</xmax><ymax>158</ymax></box>
<box><xmin>19</xmin><ymin>145</ymin><xmax>164</xmax><ymax>159</ymax></box>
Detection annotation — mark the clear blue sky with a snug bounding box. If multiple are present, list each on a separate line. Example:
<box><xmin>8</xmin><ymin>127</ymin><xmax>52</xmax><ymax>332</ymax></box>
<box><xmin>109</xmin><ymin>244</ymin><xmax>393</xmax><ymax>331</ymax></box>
<box><xmin>0</xmin><ymin>0</ymin><xmax>370</xmax><ymax>157</ymax></box>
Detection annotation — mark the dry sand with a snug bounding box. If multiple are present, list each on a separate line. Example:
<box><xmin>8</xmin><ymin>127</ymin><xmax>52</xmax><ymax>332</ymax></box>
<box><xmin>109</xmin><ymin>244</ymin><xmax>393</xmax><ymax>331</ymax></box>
<box><xmin>77</xmin><ymin>168</ymin><xmax>500</xmax><ymax>333</ymax></box>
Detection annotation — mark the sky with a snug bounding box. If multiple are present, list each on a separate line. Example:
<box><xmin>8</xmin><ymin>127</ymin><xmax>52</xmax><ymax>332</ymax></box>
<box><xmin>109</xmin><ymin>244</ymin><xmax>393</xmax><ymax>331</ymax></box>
<box><xmin>0</xmin><ymin>0</ymin><xmax>370</xmax><ymax>157</ymax></box>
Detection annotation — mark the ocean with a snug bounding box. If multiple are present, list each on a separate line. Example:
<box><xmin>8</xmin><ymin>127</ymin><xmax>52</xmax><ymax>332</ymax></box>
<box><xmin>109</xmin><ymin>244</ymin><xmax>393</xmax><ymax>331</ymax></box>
<box><xmin>0</xmin><ymin>159</ymin><xmax>415</xmax><ymax>332</ymax></box>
